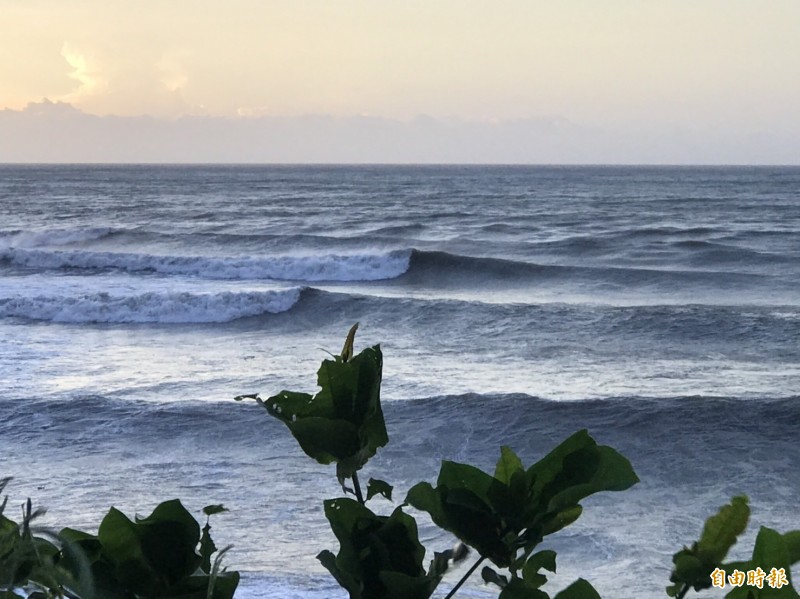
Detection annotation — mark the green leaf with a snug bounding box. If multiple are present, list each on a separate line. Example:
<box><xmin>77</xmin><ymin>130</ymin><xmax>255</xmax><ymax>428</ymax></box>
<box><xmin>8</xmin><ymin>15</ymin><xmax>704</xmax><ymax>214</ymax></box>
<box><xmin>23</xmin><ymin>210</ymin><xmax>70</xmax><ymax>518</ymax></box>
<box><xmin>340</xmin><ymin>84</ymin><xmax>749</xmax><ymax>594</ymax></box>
<box><xmin>170</xmin><ymin>571</ymin><xmax>240</xmax><ymax>599</ymax></box>
<box><xmin>669</xmin><ymin>496</ymin><xmax>750</xmax><ymax>594</ymax></box>
<box><xmin>233</xmin><ymin>393</ymin><xmax>259</xmax><ymax>401</ymax></box>
<box><xmin>523</xmin><ymin>550</ymin><xmax>557</xmax><ymax>582</ymax></box>
<box><xmin>317</xmin><ymin>548</ymin><xmax>361</xmax><ymax>596</ymax></box>
<box><xmin>554</xmin><ymin>578</ymin><xmax>602</xmax><ymax>599</ymax></box>
<box><xmin>438</xmin><ymin>461</ymin><xmax>496</xmax><ymax>503</ymax></box>
<box><xmin>539</xmin><ymin>445</ymin><xmax>640</xmax><ymax>516</ymax></box>
<box><xmin>59</xmin><ymin>527</ymin><xmax>97</xmax><ymax>543</ymax></box>
<box><xmin>135</xmin><ymin>499</ymin><xmax>202</xmax><ymax>585</ymax></box>
<box><xmin>725</xmin><ymin>527</ymin><xmax>800</xmax><ymax>599</ymax></box>
<box><xmin>427</xmin><ymin>544</ymin><xmax>468</xmax><ymax>579</ymax></box>
<box><xmin>698</xmin><ymin>495</ymin><xmax>750</xmax><ymax>564</ymax></box>
<box><xmin>203</xmin><ymin>505</ymin><xmax>229</xmax><ymax>517</ymax></box>
<box><xmin>98</xmin><ymin>507</ymin><xmax>146</xmax><ymax>565</ymax></box>
<box><xmin>407</xmin><ymin>431</ymin><xmax>636</xmax><ymax>569</ymax></box>
<box><xmin>340</xmin><ymin>322</ymin><xmax>359</xmax><ymax>363</ymax></box>
<box><xmin>262</xmin><ymin>342</ymin><xmax>388</xmax><ymax>479</ymax></box>
<box><xmin>98</xmin><ymin>506</ymin><xmax>159</xmax><ymax>596</ymax></box>
<box><xmin>540</xmin><ymin>505</ymin><xmax>583</xmax><ymax>537</ymax></box>
<box><xmin>97</xmin><ymin>500</ymin><xmax>204</xmax><ymax>596</ymax></box>
<box><xmin>367</xmin><ymin>478</ymin><xmax>394</xmax><ymax>502</ymax></box>
<box><xmin>285</xmin><ymin>417</ymin><xmax>362</xmax><ymax>465</ymax></box>
<box><xmin>498</xmin><ymin>578</ymin><xmax>550</xmax><ymax>599</ymax></box>
<box><xmin>482</xmin><ymin>566</ymin><xmax>509</xmax><ymax>588</ymax></box>
<box><xmin>495</xmin><ymin>446</ymin><xmax>525</xmax><ymax>485</ymax></box>
<box><xmin>208</xmin><ymin>570</ymin><xmax>240</xmax><ymax>599</ymax></box>
<box><xmin>783</xmin><ymin>531</ymin><xmax>800</xmax><ymax>565</ymax></box>
<box><xmin>199</xmin><ymin>521</ymin><xmax>217</xmax><ymax>575</ymax></box>
<box><xmin>55</xmin><ymin>534</ymin><xmax>97</xmax><ymax>599</ymax></box>
<box><xmin>319</xmin><ymin>498</ymin><xmax>438</xmax><ymax>598</ymax></box>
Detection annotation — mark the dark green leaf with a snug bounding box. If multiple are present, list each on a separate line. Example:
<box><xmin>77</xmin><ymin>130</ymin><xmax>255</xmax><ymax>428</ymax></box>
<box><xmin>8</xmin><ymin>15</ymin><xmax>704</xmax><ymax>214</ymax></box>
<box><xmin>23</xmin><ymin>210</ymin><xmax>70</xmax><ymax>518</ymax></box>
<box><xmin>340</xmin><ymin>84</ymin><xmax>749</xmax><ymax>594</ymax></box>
<box><xmin>407</xmin><ymin>431</ymin><xmax>636</xmax><ymax>570</ymax></box>
<box><xmin>438</xmin><ymin>461</ymin><xmax>496</xmax><ymax>504</ymax></box>
<box><xmin>367</xmin><ymin>478</ymin><xmax>394</xmax><ymax>502</ymax></box>
<box><xmin>498</xmin><ymin>578</ymin><xmax>550</xmax><ymax>599</ymax></box>
<box><xmin>262</xmin><ymin>343</ymin><xmax>387</xmax><ymax>478</ymax></box>
<box><xmin>171</xmin><ymin>571</ymin><xmax>240</xmax><ymax>599</ymax></box>
<box><xmin>554</xmin><ymin>578</ymin><xmax>602</xmax><ymax>599</ymax></box>
<box><xmin>320</xmin><ymin>498</ymin><xmax>437</xmax><ymax>598</ymax></box>
<box><xmin>523</xmin><ymin>550</ymin><xmax>557</xmax><ymax>579</ymax></box>
<box><xmin>317</xmin><ymin>548</ymin><xmax>360</xmax><ymax>596</ymax></box>
<box><xmin>97</xmin><ymin>507</ymin><xmax>146</xmax><ymax>567</ymax></box>
<box><xmin>135</xmin><ymin>499</ymin><xmax>202</xmax><ymax>585</ymax></box>
<box><xmin>97</xmin><ymin>500</ymin><xmax>205</xmax><ymax>596</ymax></box>
<box><xmin>783</xmin><ymin>531</ymin><xmax>800</xmax><ymax>565</ymax></box>
<box><xmin>233</xmin><ymin>393</ymin><xmax>259</xmax><ymax>401</ymax></box>
<box><xmin>540</xmin><ymin>505</ymin><xmax>583</xmax><ymax>537</ymax></box>
<box><xmin>482</xmin><ymin>566</ymin><xmax>509</xmax><ymax>588</ymax></box>
<box><xmin>286</xmin><ymin>417</ymin><xmax>361</xmax><ymax>465</ymax></box>
<box><xmin>199</xmin><ymin>521</ymin><xmax>217</xmax><ymax>575</ymax></box>
<box><xmin>208</xmin><ymin>571</ymin><xmax>240</xmax><ymax>599</ymax></box>
<box><xmin>495</xmin><ymin>446</ymin><xmax>525</xmax><ymax>485</ymax></box>
<box><xmin>427</xmin><ymin>545</ymin><xmax>468</xmax><ymax>579</ymax></box>
<box><xmin>203</xmin><ymin>505</ymin><xmax>229</xmax><ymax>517</ymax></box>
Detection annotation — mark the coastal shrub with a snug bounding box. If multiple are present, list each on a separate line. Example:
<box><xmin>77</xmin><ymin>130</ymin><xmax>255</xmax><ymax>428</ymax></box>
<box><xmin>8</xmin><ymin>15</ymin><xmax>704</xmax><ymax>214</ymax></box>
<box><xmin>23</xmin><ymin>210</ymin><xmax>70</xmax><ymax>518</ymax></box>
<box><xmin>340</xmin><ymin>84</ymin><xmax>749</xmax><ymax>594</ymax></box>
<box><xmin>1</xmin><ymin>476</ymin><xmax>91</xmax><ymax>599</ymax></box>
<box><xmin>406</xmin><ymin>435</ymin><xmax>638</xmax><ymax>597</ymax></box>
<box><xmin>0</xmin><ymin>478</ymin><xmax>238</xmax><ymax>599</ymax></box>
<box><xmin>669</xmin><ymin>496</ymin><xmax>800</xmax><ymax>598</ymax></box>
<box><xmin>237</xmin><ymin>324</ymin><xmax>639</xmax><ymax>598</ymax></box>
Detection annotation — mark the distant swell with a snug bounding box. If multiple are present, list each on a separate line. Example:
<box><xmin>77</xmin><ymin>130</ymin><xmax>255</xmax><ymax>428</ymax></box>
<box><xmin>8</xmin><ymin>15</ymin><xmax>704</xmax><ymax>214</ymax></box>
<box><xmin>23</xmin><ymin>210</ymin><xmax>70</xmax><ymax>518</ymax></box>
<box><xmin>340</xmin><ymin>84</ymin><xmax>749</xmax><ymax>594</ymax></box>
<box><xmin>408</xmin><ymin>249</ymin><xmax>553</xmax><ymax>279</ymax></box>
<box><xmin>1</xmin><ymin>245</ymin><xmax>787</xmax><ymax>291</ymax></box>
<box><xmin>1</xmin><ymin>248</ymin><xmax>412</xmax><ymax>282</ymax></box>
<box><xmin>0</xmin><ymin>288</ymin><xmax>302</xmax><ymax>323</ymax></box>
<box><xmin>403</xmin><ymin>249</ymin><xmax>773</xmax><ymax>287</ymax></box>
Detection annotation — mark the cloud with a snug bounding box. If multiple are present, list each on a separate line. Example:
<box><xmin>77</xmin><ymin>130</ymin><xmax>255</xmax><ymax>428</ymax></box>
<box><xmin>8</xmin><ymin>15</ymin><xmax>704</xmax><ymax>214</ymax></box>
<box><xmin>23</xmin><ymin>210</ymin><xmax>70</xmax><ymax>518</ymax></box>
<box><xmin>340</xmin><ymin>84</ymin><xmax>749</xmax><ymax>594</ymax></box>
<box><xmin>0</xmin><ymin>102</ymin><xmax>797</xmax><ymax>164</ymax></box>
<box><xmin>55</xmin><ymin>41</ymin><xmax>192</xmax><ymax>117</ymax></box>
<box><xmin>59</xmin><ymin>42</ymin><xmax>107</xmax><ymax>103</ymax></box>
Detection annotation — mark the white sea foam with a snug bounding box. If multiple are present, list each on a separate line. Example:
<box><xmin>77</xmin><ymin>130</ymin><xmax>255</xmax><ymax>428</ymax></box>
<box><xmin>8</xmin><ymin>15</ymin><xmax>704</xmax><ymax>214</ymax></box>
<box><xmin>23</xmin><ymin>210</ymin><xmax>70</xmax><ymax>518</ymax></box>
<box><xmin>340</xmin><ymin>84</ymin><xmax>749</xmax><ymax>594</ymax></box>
<box><xmin>0</xmin><ymin>288</ymin><xmax>302</xmax><ymax>323</ymax></box>
<box><xmin>1</xmin><ymin>248</ymin><xmax>412</xmax><ymax>282</ymax></box>
<box><xmin>0</xmin><ymin>227</ymin><xmax>117</xmax><ymax>248</ymax></box>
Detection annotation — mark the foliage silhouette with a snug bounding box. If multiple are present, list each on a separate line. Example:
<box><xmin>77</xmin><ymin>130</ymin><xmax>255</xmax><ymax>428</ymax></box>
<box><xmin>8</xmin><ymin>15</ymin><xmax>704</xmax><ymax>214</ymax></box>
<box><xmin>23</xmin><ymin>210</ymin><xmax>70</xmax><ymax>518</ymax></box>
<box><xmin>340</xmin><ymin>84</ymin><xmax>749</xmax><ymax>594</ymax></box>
<box><xmin>406</xmin><ymin>437</ymin><xmax>638</xmax><ymax>597</ymax></box>
<box><xmin>1</xmin><ymin>479</ymin><xmax>237</xmax><ymax>599</ymax></box>
<box><xmin>238</xmin><ymin>324</ymin><xmax>639</xmax><ymax>598</ymax></box>
<box><xmin>669</xmin><ymin>496</ymin><xmax>800</xmax><ymax>598</ymax></box>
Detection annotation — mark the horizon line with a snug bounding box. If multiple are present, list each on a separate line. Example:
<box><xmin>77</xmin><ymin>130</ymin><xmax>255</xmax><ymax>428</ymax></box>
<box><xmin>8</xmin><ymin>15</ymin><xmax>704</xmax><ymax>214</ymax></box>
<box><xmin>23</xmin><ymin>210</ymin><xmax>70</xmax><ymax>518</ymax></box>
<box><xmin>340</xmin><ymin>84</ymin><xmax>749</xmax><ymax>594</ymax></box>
<box><xmin>1</xmin><ymin>162</ymin><xmax>799</xmax><ymax>168</ymax></box>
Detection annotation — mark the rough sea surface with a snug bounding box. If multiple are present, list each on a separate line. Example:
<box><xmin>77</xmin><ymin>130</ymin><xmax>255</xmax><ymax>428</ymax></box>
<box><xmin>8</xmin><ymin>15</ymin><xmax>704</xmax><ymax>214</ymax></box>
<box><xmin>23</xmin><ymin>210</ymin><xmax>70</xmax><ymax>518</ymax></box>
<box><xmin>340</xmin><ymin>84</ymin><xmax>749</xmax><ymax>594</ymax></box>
<box><xmin>1</xmin><ymin>165</ymin><xmax>798</xmax><ymax>598</ymax></box>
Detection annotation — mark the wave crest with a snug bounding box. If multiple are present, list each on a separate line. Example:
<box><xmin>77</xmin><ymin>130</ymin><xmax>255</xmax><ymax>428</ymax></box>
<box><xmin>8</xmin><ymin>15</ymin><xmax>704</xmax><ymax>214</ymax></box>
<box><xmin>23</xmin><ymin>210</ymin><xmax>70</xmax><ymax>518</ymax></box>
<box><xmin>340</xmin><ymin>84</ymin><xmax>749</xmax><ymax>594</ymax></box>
<box><xmin>0</xmin><ymin>227</ymin><xmax>119</xmax><ymax>248</ymax></box>
<box><xmin>0</xmin><ymin>288</ymin><xmax>302</xmax><ymax>323</ymax></box>
<box><xmin>1</xmin><ymin>248</ymin><xmax>412</xmax><ymax>282</ymax></box>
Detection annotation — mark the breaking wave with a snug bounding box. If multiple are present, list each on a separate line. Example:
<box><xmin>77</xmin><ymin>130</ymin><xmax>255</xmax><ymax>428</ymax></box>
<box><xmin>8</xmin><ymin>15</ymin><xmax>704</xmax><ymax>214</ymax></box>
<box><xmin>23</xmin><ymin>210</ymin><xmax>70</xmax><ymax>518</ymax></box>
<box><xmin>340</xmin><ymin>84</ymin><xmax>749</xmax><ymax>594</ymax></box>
<box><xmin>0</xmin><ymin>288</ymin><xmax>302</xmax><ymax>323</ymax></box>
<box><xmin>1</xmin><ymin>247</ymin><xmax>412</xmax><ymax>282</ymax></box>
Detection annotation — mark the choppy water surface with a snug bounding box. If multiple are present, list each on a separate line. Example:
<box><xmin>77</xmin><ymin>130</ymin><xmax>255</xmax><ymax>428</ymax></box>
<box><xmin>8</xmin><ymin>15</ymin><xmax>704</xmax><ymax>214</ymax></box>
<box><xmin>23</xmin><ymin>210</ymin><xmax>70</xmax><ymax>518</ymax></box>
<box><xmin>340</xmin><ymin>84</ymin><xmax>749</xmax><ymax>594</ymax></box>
<box><xmin>1</xmin><ymin>165</ymin><xmax>798</xmax><ymax>597</ymax></box>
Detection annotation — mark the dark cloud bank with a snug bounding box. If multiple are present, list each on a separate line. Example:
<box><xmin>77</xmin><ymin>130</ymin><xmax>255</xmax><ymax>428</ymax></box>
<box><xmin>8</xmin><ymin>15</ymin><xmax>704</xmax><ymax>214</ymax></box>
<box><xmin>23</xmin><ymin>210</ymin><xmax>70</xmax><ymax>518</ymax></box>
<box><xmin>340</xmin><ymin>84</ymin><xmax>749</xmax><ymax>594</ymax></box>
<box><xmin>1</xmin><ymin>100</ymin><xmax>797</xmax><ymax>164</ymax></box>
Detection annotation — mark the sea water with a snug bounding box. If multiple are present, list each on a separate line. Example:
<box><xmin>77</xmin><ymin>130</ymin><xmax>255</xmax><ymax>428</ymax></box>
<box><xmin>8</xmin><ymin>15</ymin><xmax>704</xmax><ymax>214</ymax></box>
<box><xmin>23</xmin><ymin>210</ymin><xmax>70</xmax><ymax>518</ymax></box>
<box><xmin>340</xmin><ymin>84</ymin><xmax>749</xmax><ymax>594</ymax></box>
<box><xmin>1</xmin><ymin>165</ymin><xmax>799</xmax><ymax>597</ymax></box>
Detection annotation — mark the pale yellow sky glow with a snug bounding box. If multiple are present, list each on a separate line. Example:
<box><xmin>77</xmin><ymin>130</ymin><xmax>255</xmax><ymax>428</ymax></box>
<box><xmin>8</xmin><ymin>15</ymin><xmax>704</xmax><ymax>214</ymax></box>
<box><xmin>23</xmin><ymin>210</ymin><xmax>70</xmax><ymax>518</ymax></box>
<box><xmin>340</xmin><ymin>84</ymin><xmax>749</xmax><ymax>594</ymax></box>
<box><xmin>2</xmin><ymin>0</ymin><xmax>799</xmax><ymax>127</ymax></box>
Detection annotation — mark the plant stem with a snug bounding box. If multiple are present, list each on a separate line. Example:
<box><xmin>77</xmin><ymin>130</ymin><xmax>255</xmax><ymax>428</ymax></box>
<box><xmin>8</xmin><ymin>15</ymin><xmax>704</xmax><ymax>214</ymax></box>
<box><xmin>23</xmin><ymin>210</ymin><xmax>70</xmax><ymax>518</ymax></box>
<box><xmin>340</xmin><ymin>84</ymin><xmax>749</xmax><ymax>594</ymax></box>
<box><xmin>444</xmin><ymin>556</ymin><xmax>485</xmax><ymax>599</ymax></box>
<box><xmin>675</xmin><ymin>583</ymin><xmax>690</xmax><ymax>599</ymax></box>
<box><xmin>351</xmin><ymin>471</ymin><xmax>365</xmax><ymax>505</ymax></box>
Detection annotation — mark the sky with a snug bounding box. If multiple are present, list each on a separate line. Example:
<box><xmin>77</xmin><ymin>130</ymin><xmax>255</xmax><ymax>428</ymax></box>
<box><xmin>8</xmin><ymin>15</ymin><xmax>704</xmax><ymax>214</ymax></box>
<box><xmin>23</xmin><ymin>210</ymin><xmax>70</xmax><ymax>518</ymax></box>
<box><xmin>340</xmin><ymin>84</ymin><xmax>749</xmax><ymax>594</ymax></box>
<box><xmin>1</xmin><ymin>0</ymin><xmax>799</xmax><ymax>163</ymax></box>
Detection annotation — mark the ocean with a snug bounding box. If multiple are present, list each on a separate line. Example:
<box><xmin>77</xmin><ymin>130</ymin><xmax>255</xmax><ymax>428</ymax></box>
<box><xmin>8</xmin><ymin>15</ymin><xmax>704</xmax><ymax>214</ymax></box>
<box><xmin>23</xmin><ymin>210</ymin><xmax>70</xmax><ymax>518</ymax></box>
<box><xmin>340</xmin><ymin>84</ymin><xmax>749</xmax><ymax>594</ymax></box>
<box><xmin>1</xmin><ymin>165</ymin><xmax>798</xmax><ymax>598</ymax></box>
